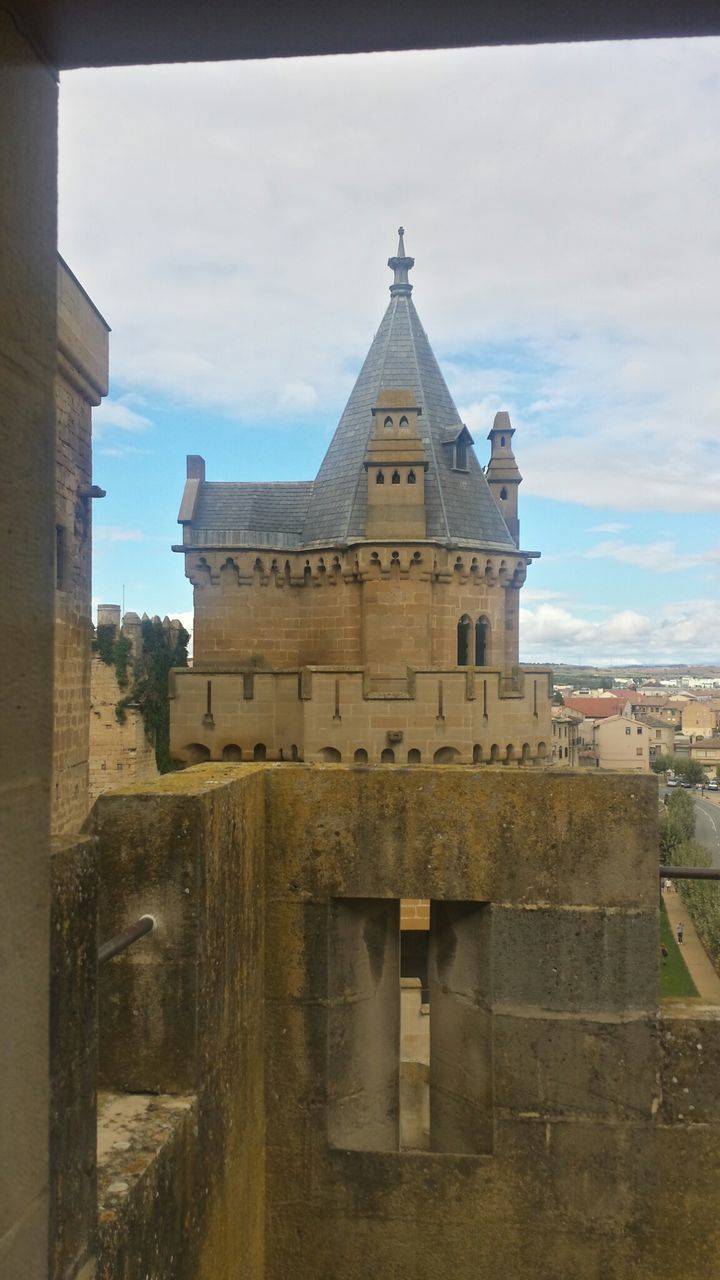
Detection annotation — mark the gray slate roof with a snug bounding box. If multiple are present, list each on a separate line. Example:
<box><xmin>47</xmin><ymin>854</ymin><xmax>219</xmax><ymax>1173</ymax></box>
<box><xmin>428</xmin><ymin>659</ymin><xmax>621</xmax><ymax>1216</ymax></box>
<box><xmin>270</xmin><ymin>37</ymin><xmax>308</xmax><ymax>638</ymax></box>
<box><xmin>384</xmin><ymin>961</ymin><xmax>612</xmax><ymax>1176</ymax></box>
<box><xmin>189</xmin><ymin>481</ymin><xmax>313</xmax><ymax>547</ymax></box>
<box><xmin>300</xmin><ymin>290</ymin><xmax>515</xmax><ymax>548</ymax></box>
<box><xmin>184</xmin><ymin>264</ymin><xmax>517</xmax><ymax>552</ymax></box>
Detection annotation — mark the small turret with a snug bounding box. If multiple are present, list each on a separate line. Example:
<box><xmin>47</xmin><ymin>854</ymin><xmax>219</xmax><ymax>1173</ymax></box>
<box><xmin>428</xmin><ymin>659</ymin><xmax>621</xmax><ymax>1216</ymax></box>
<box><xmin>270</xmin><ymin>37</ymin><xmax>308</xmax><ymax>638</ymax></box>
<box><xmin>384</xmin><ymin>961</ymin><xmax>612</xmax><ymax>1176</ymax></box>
<box><xmin>485</xmin><ymin>411</ymin><xmax>522</xmax><ymax>546</ymax></box>
<box><xmin>363</xmin><ymin>389</ymin><xmax>428</xmax><ymax>539</ymax></box>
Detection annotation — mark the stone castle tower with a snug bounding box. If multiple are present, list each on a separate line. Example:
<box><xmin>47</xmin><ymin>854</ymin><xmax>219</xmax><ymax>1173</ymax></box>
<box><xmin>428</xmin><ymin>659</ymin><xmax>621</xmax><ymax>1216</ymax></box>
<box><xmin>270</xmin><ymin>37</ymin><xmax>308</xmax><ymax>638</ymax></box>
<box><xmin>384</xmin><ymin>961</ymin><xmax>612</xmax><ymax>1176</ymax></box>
<box><xmin>169</xmin><ymin>231</ymin><xmax>550</xmax><ymax>766</ymax></box>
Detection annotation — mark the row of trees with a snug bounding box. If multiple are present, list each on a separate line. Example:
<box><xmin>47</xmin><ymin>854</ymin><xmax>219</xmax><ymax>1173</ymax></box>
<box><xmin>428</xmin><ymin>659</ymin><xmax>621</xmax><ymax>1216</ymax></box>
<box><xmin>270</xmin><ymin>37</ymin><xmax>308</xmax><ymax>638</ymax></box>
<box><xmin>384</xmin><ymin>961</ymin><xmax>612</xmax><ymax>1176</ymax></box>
<box><xmin>660</xmin><ymin>789</ymin><xmax>720</xmax><ymax>971</ymax></box>
<box><xmin>651</xmin><ymin>754</ymin><xmax>710</xmax><ymax>785</ymax></box>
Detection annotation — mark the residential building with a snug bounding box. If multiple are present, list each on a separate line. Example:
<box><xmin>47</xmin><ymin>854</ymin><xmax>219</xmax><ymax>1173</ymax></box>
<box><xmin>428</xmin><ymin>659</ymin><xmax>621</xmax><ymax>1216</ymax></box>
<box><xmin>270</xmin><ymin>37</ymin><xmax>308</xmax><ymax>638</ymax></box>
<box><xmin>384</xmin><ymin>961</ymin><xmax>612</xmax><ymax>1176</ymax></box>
<box><xmin>551</xmin><ymin>706</ymin><xmax>583</xmax><ymax>766</ymax></box>
<box><xmin>690</xmin><ymin>737</ymin><xmax>720</xmax><ymax>777</ymax></box>
<box><xmin>594</xmin><ymin>714</ymin><xmax>650</xmax><ymax>772</ymax></box>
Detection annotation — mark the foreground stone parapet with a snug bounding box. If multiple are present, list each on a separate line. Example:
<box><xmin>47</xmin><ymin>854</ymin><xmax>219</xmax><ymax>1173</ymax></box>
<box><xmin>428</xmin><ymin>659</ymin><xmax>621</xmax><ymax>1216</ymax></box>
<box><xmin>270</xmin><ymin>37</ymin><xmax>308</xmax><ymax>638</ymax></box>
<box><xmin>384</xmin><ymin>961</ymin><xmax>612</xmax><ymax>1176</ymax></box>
<box><xmin>67</xmin><ymin>765</ymin><xmax>720</xmax><ymax>1278</ymax></box>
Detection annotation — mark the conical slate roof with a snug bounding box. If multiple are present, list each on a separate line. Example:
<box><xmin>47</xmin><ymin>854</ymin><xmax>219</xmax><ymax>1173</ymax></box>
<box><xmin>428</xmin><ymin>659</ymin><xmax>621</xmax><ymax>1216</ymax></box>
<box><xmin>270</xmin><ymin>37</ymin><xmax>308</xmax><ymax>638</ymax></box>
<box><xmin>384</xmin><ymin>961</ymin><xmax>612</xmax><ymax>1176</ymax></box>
<box><xmin>300</xmin><ymin>232</ymin><xmax>516</xmax><ymax>550</ymax></box>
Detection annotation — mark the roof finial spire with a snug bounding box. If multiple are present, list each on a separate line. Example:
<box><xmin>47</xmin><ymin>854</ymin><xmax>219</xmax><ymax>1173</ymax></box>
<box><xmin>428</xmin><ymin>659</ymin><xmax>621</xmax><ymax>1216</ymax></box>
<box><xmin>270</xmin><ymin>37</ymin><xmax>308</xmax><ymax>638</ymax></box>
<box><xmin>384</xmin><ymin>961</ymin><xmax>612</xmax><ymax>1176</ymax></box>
<box><xmin>388</xmin><ymin>226</ymin><xmax>414</xmax><ymax>297</ymax></box>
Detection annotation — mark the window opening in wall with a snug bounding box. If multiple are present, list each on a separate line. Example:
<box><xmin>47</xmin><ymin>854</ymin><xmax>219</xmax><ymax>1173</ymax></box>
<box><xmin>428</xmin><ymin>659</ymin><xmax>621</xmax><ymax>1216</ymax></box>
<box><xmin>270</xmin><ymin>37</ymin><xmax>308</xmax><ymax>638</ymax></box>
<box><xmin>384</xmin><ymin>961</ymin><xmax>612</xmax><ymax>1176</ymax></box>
<box><xmin>407</xmin><ymin>748</ymin><xmax>421</xmax><ymax>764</ymax></box>
<box><xmin>399</xmin><ymin>415</ymin><xmax>409</xmax><ymax>429</ymax></box>
<box><xmin>353</xmin><ymin>747</ymin><xmax>368</xmax><ymax>764</ymax></box>
<box><xmin>455</xmin><ymin>440</ymin><xmax>468</xmax><ymax>470</ymax></box>
<box><xmin>222</xmin><ymin>744</ymin><xmax>242</xmax><ymax>761</ymax></box>
<box><xmin>391</xmin><ymin>470</ymin><xmax>401</xmax><ymax>484</ymax></box>
<box><xmin>381</xmin><ymin>747</ymin><xmax>395</xmax><ymax>763</ymax></box>
<box><xmin>500</xmin><ymin>486</ymin><xmax>508</xmax><ymax>500</ymax></box>
<box><xmin>253</xmin><ymin>742</ymin><xmax>267</xmax><ymax>760</ymax></box>
<box><xmin>457</xmin><ymin>615</ymin><xmax>472</xmax><ymax>665</ymax></box>
<box><xmin>400</xmin><ymin>924</ymin><xmax>430</xmax><ymax>1150</ymax></box>
<box><xmin>384</xmin><ymin>415</ymin><xmax>393</xmax><ymax>429</ymax></box>
<box><xmin>475</xmin><ymin>617</ymin><xmax>488</xmax><ymax>666</ymax></box>
<box><xmin>407</xmin><ymin>469</ymin><xmax>416</xmax><ymax>484</ymax></box>
<box><xmin>55</xmin><ymin>524</ymin><xmax>67</xmax><ymax>591</ymax></box>
<box><xmin>327</xmin><ymin>899</ymin><xmax>491</xmax><ymax>1156</ymax></box>
<box><xmin>376</xmin><ymin>470</ymin><xmax>385</xmax><ymax>484</ymax></box>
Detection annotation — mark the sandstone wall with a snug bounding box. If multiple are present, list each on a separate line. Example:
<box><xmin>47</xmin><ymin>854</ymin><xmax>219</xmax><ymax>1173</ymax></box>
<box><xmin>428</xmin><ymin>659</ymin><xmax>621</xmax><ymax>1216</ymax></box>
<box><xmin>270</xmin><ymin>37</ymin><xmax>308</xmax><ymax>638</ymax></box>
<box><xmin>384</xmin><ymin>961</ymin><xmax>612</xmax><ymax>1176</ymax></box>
<box><xmin>186</xmin><ymin>544</ymin><xmax>525</xmax><ymax>675</ymax></box>
<box><xmin>52</xmin><ymin>259</ymin><xmax>109</xmax><ymax>835</ymax></box>
<box><xmin>170</xmin><ymin>664</ymin><xmax>552</xmax><ymax>766</ymax></box>
<box><xmin>89</xmin><ymin>654</ymin><xmax>159</xmax><ymax>802</ymax></box>
<box><xmin>53</xmin><ymin>765</ymin><xmax>720</xmax><ymax>1280</ymax></box>
<box><xmin>0</xmin><ymin>18</ymin><xmax>57</xmax><ymax>1276</ymax></box>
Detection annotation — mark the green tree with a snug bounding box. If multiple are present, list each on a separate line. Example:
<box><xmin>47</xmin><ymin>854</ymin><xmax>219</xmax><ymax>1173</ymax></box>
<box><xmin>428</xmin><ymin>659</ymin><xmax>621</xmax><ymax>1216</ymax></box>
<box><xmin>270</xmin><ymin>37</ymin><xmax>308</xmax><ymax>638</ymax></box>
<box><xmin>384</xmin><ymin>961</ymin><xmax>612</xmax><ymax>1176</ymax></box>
<box><xmin>115</xmin><ymin>619</ymin><xmax>190</xmax><ymax>772</ymax></box>
<box><xmin>551</xmin><ymin>690</ymin><xmax>565</xmax><ymax>706</ymax></box>
<box><xmin>659</xmin><ymin>789</ymin><xmax>695</xmax><ymax>864</ymax></box>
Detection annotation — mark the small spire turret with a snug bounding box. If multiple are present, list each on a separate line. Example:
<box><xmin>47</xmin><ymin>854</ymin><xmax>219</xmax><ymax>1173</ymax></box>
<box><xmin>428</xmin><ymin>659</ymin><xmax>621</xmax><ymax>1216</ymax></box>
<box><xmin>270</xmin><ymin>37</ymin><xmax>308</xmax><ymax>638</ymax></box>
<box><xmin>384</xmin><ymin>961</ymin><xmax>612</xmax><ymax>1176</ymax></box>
<box><xmin>388</xmin><ymin>226</ymin><xmax>414</xmax><ymax>296</ymax></box>
<box><xmin>486</xmin><ymin>411</ymin><xmax>522</xmax><ymax>546</ymax></box>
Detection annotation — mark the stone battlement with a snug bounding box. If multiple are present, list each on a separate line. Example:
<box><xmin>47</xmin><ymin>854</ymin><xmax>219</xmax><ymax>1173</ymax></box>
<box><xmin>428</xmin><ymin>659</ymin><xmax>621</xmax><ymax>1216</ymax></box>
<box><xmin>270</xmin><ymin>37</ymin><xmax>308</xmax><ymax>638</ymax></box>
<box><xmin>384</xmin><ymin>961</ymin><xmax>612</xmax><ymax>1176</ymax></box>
<box><xmin>169</xmin><ymin>663</ymin><xmax>552</xmax><ymax>765</ymax></box>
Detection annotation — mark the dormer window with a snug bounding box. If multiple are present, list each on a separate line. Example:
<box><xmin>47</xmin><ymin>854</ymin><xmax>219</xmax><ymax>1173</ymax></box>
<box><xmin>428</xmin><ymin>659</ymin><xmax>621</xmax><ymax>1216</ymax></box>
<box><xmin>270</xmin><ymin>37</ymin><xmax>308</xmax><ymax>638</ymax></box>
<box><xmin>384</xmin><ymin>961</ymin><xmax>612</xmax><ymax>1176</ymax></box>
<box><xmin>407</xmin><ymin>470</ymin><xmax>416</xmax><ymax>485</ymax></box>
<box><xmin>455</xmin><ymin>441</ymin><xmax>468</xmax><ymax>471</ymax></box>
<box><xmin>384</xmin><ymin>416</ymin><xmax>393</xmax><ymax>429</ymax></box>
<box><xmin>442</xmin><ymin>424</ymin><xmax>473</xmax><ymax>473</ymax></box>
<box><xmin>391</xmin><ymin>470</ymin><xmax>401</xmax><ymax>485</ymax></box>
<box><xmin>500</xmin><ymin>487</ymin><xmax>508</xmax><ymax>500</ymax></box>
<box><xmin>399</xmin><ymin>415</ymin><xmax>409</xmax><ymax>429</ymax></box>
<box><xmin>376</xmin><ymin>470</ymin><xmax>385</xmax><ymax>484</ymax></box>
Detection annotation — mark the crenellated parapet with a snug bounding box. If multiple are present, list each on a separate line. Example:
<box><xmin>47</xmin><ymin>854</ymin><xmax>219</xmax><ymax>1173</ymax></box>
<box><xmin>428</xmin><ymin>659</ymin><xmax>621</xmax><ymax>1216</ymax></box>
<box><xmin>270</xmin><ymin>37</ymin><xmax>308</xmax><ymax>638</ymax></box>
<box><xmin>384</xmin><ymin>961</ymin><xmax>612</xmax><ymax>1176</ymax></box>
<box><xmin>183</xmin><ymin>543</ymin><xmax>531</xmax><ymax>591</ymax></box>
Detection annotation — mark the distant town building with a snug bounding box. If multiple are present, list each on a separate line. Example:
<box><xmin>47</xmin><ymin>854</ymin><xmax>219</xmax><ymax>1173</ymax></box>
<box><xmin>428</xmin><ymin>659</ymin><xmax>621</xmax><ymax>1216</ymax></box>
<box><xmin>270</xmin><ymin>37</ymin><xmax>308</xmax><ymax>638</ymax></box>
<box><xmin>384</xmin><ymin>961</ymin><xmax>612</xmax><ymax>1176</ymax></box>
<box><xmin>594</xmin><ymin>715</ymin><xmax>650</xmax><ymax>772</ymax></box>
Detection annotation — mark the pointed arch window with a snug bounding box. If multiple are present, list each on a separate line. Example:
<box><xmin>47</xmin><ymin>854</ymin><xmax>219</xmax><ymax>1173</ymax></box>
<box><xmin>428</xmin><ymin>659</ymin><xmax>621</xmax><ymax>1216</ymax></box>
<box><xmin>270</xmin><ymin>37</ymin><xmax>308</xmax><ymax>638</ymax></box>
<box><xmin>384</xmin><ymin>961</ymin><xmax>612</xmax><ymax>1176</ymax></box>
<box><xmin>384</xmin><ymin>416</ymin><xmax>393</xmax><ymax>429</ymax></box>
<box><xmin>391</xmin><ymin>471</ymin><xmax>401</xmax><ymax>485</ymax></box>
<box><xmin>376</xmin><ymin>470</ymin><xmax>385</xmax><ymax>484</ymax></box>
<box><xmin>457</xmin><ymin>615</ymin><xmax>472</xmax><ymax>666</ymax></box>
<box><xmin>399</xmin><ymin>415</ymin><xmax>409</xmax><ymax>429</ymax></box>
<box><xmin>407</xmin><ymin>470</ymin><xmax>416</xmax><ymax>485</ymax></box>
<box><xmin>475</xmin><ymin>617</ymin><xmax>489</xmax><ymax>666</ymax></box>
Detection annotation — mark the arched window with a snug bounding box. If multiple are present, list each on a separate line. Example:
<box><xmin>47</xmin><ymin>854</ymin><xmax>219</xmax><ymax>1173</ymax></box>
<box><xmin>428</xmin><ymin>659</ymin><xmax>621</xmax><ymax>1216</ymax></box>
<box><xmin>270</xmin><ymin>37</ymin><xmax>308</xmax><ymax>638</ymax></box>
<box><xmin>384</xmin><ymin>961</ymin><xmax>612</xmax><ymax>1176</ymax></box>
<box><xmin>290</xmin><ymin>744</ymin><xmax>299</xmax><ymax>761</ymax></box>
<box><xmin>381</xmin><ymin>747</ymin><xmax>395</xmax><ymax>764</ymax></box>
<box><xmin>500</xmin><ymin>487</ymin><xmax>508</xmax><ymax>500</ymax></box>
<box><xmin>489</xmin><ymin>744</ymin><xmax>500</xmax><ymax>763</ymax></box>
<box><xmin>472</xmin><ymin>744</ymin><xmax>483</xmax><ymax>764</ymax></box>
<box><xmin>183</xmin><ymin>743</ymin><xmax>210</xmax><ymax>765</ymax></box>
<box><xmin>457</xmin><ymin>615</ymin><xmax>472</xmax><ymax>665</ymax></box>
<box><xmin>501</xmin><ymin>435</ymin><xmax>506</xmax><ymax>446</ymax></box>
<box><xmin>399</xmin><ymin>415</ymin><xmax>409</xmax><ymax>429</ymax></box>
<box><xmin>376</xmin><ymin>470</ymin><xmax>385</xmax><ymax>484</ymax></box>
<box><xmin>222</xmin><ymin>744</ymin><xmax>242</xmax><ymax>761</ymax></box>
<box><xmin>319</xmin><ymin>747</ymin><xmax>342</xmax><ymax>762</ymax></box>
<box><xmin>391</xmin><ymin>470</ymin><xmax>401</xmax><ymax>485</ymax></box>
<box><xmin>384</xmin><ymin>416</ymin><xmax>393</xmax><ymax>429</ymax></box>
<box><xmin>407</xmin><ymin>748</ymin><xmax>421</xmax><ymax>764</ymax></box>
<box><xmin>253</xmin><ymin>743</ymin><xmax>267</xmax><ymax>761</ymax></box>
<box><xmin>475</xmin><ymin>617</ymin><xmax>489</xmax><ymax>666</ymax></box>
<box><xmin>434</xmin><ymin>746</ymin><xmax>459</xmax><ymax>764</ymax></box>
<box><xmin>353</xmin><ymin>748</ymin><xmax>368</xmax><ymax>764</ymax></box>
<box><xmin>407</xmin><ymin>470</ymin><xmax>416</xmax><ymax>484</ymax></box>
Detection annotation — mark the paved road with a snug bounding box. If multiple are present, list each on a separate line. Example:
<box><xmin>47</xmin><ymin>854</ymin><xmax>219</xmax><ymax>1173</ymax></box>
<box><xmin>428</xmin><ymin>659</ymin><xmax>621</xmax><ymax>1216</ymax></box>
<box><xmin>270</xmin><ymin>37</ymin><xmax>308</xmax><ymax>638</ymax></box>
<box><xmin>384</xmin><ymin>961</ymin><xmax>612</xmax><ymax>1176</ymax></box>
<box><xmin>660</xmin><ymin>785</ymin><xmax>720</xmax><ymax>866</ymax></box>
<box><xmin>694</xmin><ymin>795</ymin><xmax>720</xmax><ymax>867</ymax></box>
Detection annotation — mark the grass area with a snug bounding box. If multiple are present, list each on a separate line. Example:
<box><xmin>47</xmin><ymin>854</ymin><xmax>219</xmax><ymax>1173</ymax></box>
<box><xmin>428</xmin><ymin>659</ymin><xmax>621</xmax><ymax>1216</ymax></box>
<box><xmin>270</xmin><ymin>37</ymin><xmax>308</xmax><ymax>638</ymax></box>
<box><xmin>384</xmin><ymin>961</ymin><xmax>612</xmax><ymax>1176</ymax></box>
<box><xmin>660</xmin><ymin>899</ymin><xmax>699</xmax><ymax>998</ymax></box>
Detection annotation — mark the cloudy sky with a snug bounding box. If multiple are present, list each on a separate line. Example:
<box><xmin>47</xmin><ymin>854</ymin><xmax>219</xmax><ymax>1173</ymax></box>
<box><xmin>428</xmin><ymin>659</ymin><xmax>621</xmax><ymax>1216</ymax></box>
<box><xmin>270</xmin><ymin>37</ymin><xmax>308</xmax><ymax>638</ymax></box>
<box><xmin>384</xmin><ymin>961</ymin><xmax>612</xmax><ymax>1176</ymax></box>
<box><xmin>59</xmin><ymin>38</ymin><xmax>720</xmax><ymax>665</ymax></box>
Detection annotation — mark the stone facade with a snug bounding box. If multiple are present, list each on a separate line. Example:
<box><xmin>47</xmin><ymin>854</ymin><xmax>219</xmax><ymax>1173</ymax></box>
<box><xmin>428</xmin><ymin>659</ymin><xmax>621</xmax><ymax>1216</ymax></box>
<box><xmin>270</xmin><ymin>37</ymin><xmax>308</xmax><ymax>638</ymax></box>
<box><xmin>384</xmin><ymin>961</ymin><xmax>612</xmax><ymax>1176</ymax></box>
<box><xmin>170</xmin><ymin>236</ymin><xmax>550</xmax><ymax>770</ymax></box>
<box><xmin>52</xmin><ymin>259</ymin><xmax>109</xmax><ymax>835</ymax></box>
<box><xmin>89</xmin><ymin>656</ymin><xmax>159</xmax><ymax>803</ymax></box>
<box><xmin>45</xmin><ymin>763</ymin><xmax>720</xmax><ymax>1280</ymax></box>
<box><xmin>595</xmin><ymin>713</ymin><xmax>650</xmax><ymax>772</ymax></box>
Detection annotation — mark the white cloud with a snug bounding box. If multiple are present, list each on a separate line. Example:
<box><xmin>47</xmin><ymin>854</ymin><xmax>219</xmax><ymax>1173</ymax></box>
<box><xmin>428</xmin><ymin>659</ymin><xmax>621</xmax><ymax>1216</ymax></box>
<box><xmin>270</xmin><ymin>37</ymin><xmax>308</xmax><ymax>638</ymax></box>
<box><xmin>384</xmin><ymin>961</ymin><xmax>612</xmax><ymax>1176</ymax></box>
<box><xmin>92</xmin><ymin>397</ymin><xmax>152</xmax><ymax>435</ymax></box>
<box><xmin>520</xmin><ymin>597</ymin><xmax>720</xmax><ymax>665</ymax></box>
<box><xmin>277</xmin><ymin>381</ymin><xmax>319</xmax><ymax>411</ymax></box>
<box><xmin>586</xmin><ymin>539</ymin><xmax>720</xmax><ymax>573</ymax></box>
<box><xmin>58</xmin><ymin>41</ymin><xmax>720</xmax><ymax>520</ymax></box>
<box><xmin>587</xmin><ymin>522</ymin><xmax>628</xmax><ymax>534</ymax></box>
<box><xmin>94</xmin><ymin>526</ymin><xmax>145</xmax><ymax>542</ymax></box>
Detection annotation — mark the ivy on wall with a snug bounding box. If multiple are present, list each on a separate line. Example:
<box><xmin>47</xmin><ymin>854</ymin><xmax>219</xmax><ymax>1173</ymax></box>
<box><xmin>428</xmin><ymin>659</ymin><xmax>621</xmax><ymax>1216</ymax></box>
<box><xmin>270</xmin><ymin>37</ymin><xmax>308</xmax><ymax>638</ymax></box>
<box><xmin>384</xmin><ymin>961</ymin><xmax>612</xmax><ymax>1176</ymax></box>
<box><xmin>94</xmin><ymin>618</ymin><xmax>190</xmax><ymax>772</ymax></box>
